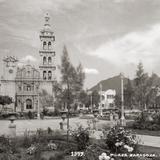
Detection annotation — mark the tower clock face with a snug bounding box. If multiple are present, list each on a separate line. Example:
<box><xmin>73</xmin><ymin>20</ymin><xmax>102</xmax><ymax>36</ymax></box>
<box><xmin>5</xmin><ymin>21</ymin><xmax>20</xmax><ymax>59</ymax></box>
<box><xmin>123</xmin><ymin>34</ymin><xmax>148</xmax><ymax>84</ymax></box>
<box><xmin>9</xmin><ymin>69</ymin><xmax>13</xmax><ymax>74</ymax></box>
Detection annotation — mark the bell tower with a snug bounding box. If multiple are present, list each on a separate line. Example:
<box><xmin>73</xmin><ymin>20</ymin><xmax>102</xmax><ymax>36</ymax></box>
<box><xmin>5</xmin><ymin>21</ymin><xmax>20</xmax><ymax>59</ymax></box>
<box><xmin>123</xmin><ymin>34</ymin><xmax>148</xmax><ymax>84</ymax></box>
<box><xmin>2</xmin><ymin>56</ymin><xmax>18</xmax><ymax>81</ymax></box>
<box><xmin>39</xmin><ymin>13</ymin><xmax>56</xmax><ymax>82</ymax></box>
<box><xmin>39</xmin><ymin>13</ymin><xmax>56</xmax><ymax>95</ymax></box>
<box><xmin>1</xmin><ymin>56</ymin><xmax>18</xmax><ymax>101</ymax></box>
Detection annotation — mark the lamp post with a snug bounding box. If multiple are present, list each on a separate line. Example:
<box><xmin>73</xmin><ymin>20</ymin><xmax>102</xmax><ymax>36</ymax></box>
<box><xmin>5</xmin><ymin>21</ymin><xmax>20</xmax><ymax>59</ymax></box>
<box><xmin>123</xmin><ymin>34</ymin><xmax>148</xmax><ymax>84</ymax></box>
<box><xmin>37</xmin><ymin>93</ymin><xmax>40</xmax><ymax>119</ymax></box>
<box><xmin>87</xmin><ymin>91</ymin><xmax>93</xmax><ymax>113</ymax></box>
<box><xmin>120</xmin><ymin>73</ymin><xmax>126</xmax><ymax>127</ymax></box>
<box><xmin>8</xmin><ymin>114</ymin><xmax>16</xmax><ymax>138</ymax></box>
<box><xmin>99</xmin><ymin>83</ymin><xmax>103</xmax><ymax>117</ymax></box>
<box><xmin>65</xmin><ymin>83</ymin><xmax>70</xmax><ymax>144</ymax></box>
<box><xmin>60</xmin><ymin>111</ymin><xmax>67</xmax><ymax>130</ymax></box>
<box><xmin>93</xmin><ymin>109</ymin><xmax>99</xmax><ymax>130</ymax></box>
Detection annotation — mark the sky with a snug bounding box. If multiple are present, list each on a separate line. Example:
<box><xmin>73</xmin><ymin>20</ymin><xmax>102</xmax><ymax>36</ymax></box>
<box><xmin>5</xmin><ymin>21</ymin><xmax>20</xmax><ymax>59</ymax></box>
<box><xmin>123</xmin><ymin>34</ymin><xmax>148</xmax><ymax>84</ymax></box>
<box><xmin>1</xmin><ymin>0</ymin><xmax>160</xmax><ymax>88</ymax></box>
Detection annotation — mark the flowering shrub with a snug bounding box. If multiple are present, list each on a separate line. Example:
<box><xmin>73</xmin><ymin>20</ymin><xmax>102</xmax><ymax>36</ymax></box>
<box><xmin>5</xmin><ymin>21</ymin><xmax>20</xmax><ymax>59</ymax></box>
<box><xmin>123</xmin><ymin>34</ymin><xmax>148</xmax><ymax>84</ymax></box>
<box><xmin>132</xmin><ymin>111</ymin><xmax>160</xmax><ymax>130</ymax></box>
<box><xmin>71</xmin><ymin>126</ymin><xmax>90</xmax><ymax>151</ymax></box>
<box><xmin>105</xmin><ymin>126</ymin><xmax>138</xmax><ymax>154</ymax></box>
<box><xmin>27</xmin><ymin>144</ymin><xmax>37</xmax><ymax>155</ymax></box>
<box><xmin>82</xmin><ymin>144</ymin><xmax>109</xmax><ymax>160</ymax></box>
<box><xmin>47</xmin><ymin>141</ymin><xmax>57</xmax><ymax>150</ymax></box>
<box><xmin>99</xmin><ymin>153</ymin><xmax>110</xmax><ymax>160</ymax></box>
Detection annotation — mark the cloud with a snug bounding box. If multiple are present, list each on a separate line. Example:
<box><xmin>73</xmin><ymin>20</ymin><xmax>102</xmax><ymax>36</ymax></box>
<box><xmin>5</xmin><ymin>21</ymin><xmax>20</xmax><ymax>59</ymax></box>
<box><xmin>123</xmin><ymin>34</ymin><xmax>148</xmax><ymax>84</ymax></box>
<box><xmin>13</xmin><ymin>0</ymin><xmax>83</xmax><ymax>15</ymax></box>
<box><xmin>0</xmin><ymin>0</ymin><xmax>5</xmax><ymax>3</ymax></box>
<box><xmin>84</xmin><ymin>68</ymin><xmax>99</xmax><ymax>74</ymax></box>
<box><xmin>114</xmin><ymin>0</ymin><xmax>134</xmax><ymax>3</ymax></box>
<box><xmin>87</xmin><ymin>23</ymin><xmax>160</xmax><ymax>72</ymax></box>
<box><xmin>21</xmin><ymin>55</ymin><xmax>37</xmax><ymax>63</ymax></box>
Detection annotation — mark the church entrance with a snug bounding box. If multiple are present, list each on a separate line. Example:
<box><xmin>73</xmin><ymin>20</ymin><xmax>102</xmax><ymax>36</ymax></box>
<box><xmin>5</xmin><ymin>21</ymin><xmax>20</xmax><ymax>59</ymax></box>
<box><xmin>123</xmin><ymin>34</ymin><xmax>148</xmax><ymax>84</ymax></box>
<box><xmin>26</xmin><ymin>99</ymin><xmax>32</xmax><ymax>109</ymax></box>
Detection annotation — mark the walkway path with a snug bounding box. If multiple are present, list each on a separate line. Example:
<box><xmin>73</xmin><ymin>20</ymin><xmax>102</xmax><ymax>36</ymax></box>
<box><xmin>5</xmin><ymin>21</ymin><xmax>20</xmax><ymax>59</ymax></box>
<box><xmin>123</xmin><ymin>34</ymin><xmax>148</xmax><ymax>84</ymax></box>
<box><xmin>91</xmin><ymin>131</ymin><xmax>160</xmax><ymax>148</ymax></box>
<box><xmin>1</xmin><ymin>118</ymin><xmax>160</xmax><ymax>148</ymax></box>
<box><xmin>136</xmin><ymin>134</ymin><xmax>160</xmax><ymax>148</ymax></box>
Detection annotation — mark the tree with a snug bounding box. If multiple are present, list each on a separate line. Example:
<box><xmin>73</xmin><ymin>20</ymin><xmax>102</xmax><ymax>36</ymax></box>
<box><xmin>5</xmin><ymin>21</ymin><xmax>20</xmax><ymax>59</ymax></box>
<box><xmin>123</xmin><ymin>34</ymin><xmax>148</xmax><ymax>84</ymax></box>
<box><xmin>39</xmin><ymin>89</ymin><xmax>54</xmax><ymax>108</ymax></box>
<box><xmin>124</xmin><ymin>79</ymin><xmax>135</xmax><ymax>109</ymax></box>
<box><xmin>146</xmin><ymin>86</ymin><xmax>158</xmax><ymax>108</ymax></box>
<box><xmin>156</xmin><ymin>95</ymin><xmax>160</xmax><ymax>108</ymax></box>
<box><xmin>145</xmin><ymin>73</ymin><xmax>160</xmax><ymax>109</ymax></box>
<box><xmin>134</xmin><ymin>62</ymin><xmax>149</xmax><ymax>110</ymax></box>
<box><xmin>74</xmin><ymin>63</ymin><xmax>85</xmax><ymax>93</ymax></box>
<box><xmin>0</xmin><ymin>95</ymin><xmax>13</xmax><ymax>111</ymax></box>
<box><xmin>91</xmin><ymin>90</ymin><xmax>100</xmax><ymax>108</ymax></box>
<box><xmin>60</xmin><ymin>46</ymin><xmax>85</xmax><ymax>109</ymax></box>
<box><xmin>60</xmin><ymin>45</ymin><xmax>86</xmax><ymax>143</ymax></box>
<box><xmin>78</xmin><ymin>90</ymin><xmax>90</xmax><ymax>108</ymax></box>
<box><xmin>114</xmin><ymin>94</ymin><xmax>121</xmax><ymax>109</ymax></box>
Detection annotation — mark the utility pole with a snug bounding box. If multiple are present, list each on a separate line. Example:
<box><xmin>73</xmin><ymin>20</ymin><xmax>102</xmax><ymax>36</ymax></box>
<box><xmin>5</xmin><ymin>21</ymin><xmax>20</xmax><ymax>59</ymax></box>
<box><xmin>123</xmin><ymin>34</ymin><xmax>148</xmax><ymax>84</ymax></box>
<box><xmin>120</xmin><ymin>73</ymin><xmax>126</xmax><ymax>126</ymax></box>
<box><xmin>91</xmin><ymin>93</ymin><xmax>93</xmax><ymax>113</ymax></box>
<box><xmin>99</xmin><ymin>83</ymin><xmax>103</xmax><ymax>116</ymax></box>
<box><xmin>37</xmin><ymin>92</ymin><xmax>40</xmax><ymax>119</ymax></box>
<box><xmin>66</xmin><ymin>83</ymin><xmax>70</xmax><ymax>144</ymax></box>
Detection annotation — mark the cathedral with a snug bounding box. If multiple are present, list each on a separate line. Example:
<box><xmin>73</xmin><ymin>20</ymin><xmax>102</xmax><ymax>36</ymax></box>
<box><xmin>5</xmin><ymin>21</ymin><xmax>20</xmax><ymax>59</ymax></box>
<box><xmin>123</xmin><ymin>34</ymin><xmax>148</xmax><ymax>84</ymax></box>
<box><xmin>0</xmin><ymin>13</ymin><xmax>56</xmax><ymax>113</ymax></box>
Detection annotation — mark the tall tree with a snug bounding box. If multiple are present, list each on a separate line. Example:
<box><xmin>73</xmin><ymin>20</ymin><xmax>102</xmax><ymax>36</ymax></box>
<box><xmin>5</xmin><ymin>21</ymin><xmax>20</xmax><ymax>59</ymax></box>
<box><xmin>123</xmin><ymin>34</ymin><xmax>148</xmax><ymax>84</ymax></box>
<box><xmin>74</xmin><ymin>63</ymin><xmax>85</xmax><ymax>94</ymax></box>
<box><xmin>60</xmin><ymin>46</ymin><xmax>85</xmax><ymax>110</ymax></box>
<box><xmin>78</xmin><ymin>90</ymin><xmax>90</xmax><ymax>108</ymax></box>
<box><xmin>134</xmin><ymin>62</ymin><xmax>149</xmax><ymax>110</ymax></box>
<box><xmin>114</xmin><ymin>94</ymin><xmax>121</xmax><ymax>109</ymax></box>
<box><xmin>91</xmin><ymin>90</ymin><xmax>100</xmax><ymax>108</ymax></box>
<box><xmin>124</xmin><ymin>79</ymin><xmax>135</xmax><ymax>109</ymax></box>
<box><xmin>39</xmin><ymin>89</ymin><xmax>54</xmax><ymax>108</ymax></box>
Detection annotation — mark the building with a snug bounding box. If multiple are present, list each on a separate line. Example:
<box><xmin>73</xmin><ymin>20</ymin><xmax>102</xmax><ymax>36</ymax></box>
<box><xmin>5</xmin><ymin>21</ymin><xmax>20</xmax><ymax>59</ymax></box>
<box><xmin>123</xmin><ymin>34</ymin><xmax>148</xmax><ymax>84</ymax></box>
<box><xmin>0</xmin><ymin>13</ymin><xmax>56</xmax><ymax>113</ymax></box>
<box><xmin>15</xmin><ymin>65</ymin><xmax>40</xmax><ymax>112</ymax></box>
<box><xmin>99</xmin><ymin>89</ymin><xmax>116</xmax><ymax>110</ymax></box>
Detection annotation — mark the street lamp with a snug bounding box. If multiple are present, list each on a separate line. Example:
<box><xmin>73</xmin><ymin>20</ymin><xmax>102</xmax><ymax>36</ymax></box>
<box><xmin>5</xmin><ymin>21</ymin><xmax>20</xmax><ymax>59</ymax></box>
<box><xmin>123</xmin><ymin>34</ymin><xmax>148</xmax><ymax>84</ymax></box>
<box><xmin>87</xmin><ymin>91</ymin><xmax>93</xmax><ymax>113</ymax></box>
<box><xmin>93</xmin><ymin>109</ymin><xmax>99</xmax><ymax>130</ymax></box>
<box><xmin>37</xmin><ymin>93</ymin><xmax>40</xmax><ymax>119</ymax></box>
<box><xmin>99</xmin><ymin>83</ymin><xmax>103</xmax><ymax>117</ymax></box>
<box><xmin>120</xmin><ymin>73</ymin><xmax>126</xmax><ymax>127</ymax></box>
<box><xmin>8</xmin><ymin>114</ymin><xmax>17</xmax><ymax>138</ymax></box>
<box><xmin>62</xmin><ymin>83</ymin><xmax>70</xmax><ymax>144</ymax></box>
<box><xmin>60</xmin><ymin>110</ymin><xmax>67</xmax><ymax>130</ymax></box>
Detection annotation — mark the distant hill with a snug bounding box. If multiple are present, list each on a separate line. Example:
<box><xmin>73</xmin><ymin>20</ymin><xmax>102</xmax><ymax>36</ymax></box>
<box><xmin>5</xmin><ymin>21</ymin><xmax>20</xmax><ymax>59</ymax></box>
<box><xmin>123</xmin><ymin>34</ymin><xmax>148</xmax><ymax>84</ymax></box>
<box><xmin>150</xmin><ymin>73</ymin><xmax>160</xmax><ymax>86</ymax></box>
<box><xmin>90</xmin><ymin>75</ymin><xmax>129</xmax><ymax>95</ymax></box>
<box><xmin>90</xmin><ymin>73</ymin><xmax>160</xmax><ymax>95</ymax></box>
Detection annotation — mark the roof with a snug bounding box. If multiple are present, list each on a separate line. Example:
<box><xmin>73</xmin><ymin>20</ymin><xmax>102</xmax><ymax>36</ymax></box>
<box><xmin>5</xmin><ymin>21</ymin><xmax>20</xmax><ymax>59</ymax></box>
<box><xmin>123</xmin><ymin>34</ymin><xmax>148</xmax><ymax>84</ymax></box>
<box><xmin>3</xmin><ymin>56</ymin><xmax>18</xmax><ymax>63</ymax></box>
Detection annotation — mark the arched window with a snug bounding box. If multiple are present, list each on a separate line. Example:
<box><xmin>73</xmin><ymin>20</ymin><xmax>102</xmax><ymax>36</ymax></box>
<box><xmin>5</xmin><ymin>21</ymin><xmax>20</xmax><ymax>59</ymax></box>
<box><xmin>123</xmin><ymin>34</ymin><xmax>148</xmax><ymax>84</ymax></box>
<box><xmin>27</xmin><ymin>85</ymin><xmax>31</xmax><ymax>91</ymax></box>
<box><xmin>43</xmin><ymin>71</ymin><xmax>47</xmax><ymax>80</ymax></box>
<box><xmin>43</xmin><ymin>41</ymin><xmax>47</xmax><ymax>50</ymax></box>
<box><xmin>43</xmin><ymin>57</ymin><xmax>47</xmax><ymax>65</ymax></box>
<box><xmin>26</xmin><ymin>70</ymin><xmax>31</xmax><ymax>77</ymax></box>
<box><xmin>26</xmin><ymin>99</ymin><xmax>32</xmax><ymax>109</ymax></box>
<box><xmin>48</xmin><ymin>71</ymin><xmax>52</xmax><ymax>80</ymax></box>
<box><xmin>48</xmin><ymin>41</ymin><xmax>51</xmax><ymax>50</ymax></box>
<box><xmin>48</xmin><ymin>57</ymin><xmax>52</xmax><ymax>65</ymax></box>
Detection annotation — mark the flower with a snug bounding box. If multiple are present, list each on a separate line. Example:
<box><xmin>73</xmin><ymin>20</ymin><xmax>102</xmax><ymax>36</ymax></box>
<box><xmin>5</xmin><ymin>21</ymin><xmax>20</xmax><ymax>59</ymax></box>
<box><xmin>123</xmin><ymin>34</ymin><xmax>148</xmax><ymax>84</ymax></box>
<box><xmin>27</xmin><ymin>145</ymin><xmax>36</xmax><ymax>155</ymax></box>
<box><xmin>99</xmin><ymin>153</ymin><xmax>110</xmax><ymax>160</ymax></box>
<box><xmin>123</xmin><ymin>145</ymin><xmax>129</xmax><ymax>149</ymax></box>
<box><xmin>48</xmin><ymin>142</ymin><xmax>57</xmax><ymax>150</ymax></box>
<box><xmin>115</xmin><ymin>142</ymin><xmax>123</xmax><ymax>147</ymax></box>
<box><xmin>128</xmin><ymin>147</ymin><xmax>133</xmax><ymax>152</ymax></box>
<box><xmin>123</xmin><ymin>145</ymin><xmax>133</xmax><ymax>152</ymax></box>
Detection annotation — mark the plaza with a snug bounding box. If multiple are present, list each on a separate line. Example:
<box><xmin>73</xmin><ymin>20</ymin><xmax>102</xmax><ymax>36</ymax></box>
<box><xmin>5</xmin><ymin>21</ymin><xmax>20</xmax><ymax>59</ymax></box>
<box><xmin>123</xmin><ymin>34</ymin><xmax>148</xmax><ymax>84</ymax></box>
<box><xmin>1</xmin><ymin>1</ymin><xmax>160</xmax><ymax>159</ymax></box>
<box><xmin>0</xmin><ymin>117</ymin><xmax>108</xmax><ymax>136</ymax></box>
<box><xmin>1</xmin><ymin>117</ymin><xmax>160</xmax><ymax>149</ymax></box>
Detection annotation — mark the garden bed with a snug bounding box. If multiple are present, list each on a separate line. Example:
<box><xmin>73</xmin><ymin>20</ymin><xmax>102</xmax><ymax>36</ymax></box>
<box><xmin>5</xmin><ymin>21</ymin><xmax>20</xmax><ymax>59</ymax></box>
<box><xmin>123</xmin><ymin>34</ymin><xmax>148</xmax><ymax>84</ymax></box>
<box><xmin>131</xmin><ymin>129</ymin><xmax>160</xmax><ymax>137</ymax></box>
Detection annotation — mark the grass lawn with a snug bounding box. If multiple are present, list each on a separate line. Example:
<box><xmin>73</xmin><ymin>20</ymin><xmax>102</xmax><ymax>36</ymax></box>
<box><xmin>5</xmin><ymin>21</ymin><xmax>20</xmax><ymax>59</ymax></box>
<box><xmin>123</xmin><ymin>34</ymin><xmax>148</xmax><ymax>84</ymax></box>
<box><xmin>138</xmin><ymin>145</ymin><xmax>160</xmax><ymax>154</ymax></box>
<box><xmin>130</xmin><ymin>129</ymin><xmax>160</xmax><ymax>137</ymax></box>
<box><xmin>126</xmin><ymin>121</ymin><xmax>160</xmax><ymax>136</ymax></box>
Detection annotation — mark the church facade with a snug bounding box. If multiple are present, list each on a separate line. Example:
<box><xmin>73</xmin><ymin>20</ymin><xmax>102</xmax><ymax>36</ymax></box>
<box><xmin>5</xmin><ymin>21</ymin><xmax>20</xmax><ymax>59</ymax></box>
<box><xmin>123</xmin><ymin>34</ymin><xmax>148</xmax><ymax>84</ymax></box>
<box><xmin>0</xmin><ymin>13</ymin><xmax>56</xmax><ymax>113</ymax></box>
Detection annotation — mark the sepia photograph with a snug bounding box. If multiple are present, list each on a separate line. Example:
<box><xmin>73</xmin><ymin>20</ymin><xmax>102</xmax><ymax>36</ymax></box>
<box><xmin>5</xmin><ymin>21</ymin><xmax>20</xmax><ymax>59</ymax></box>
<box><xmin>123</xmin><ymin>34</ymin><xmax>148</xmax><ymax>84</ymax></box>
<box><xmin>0</xmin><ymin>0</ymin><xmax>160</xmax><ymax>159</ymax></box>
